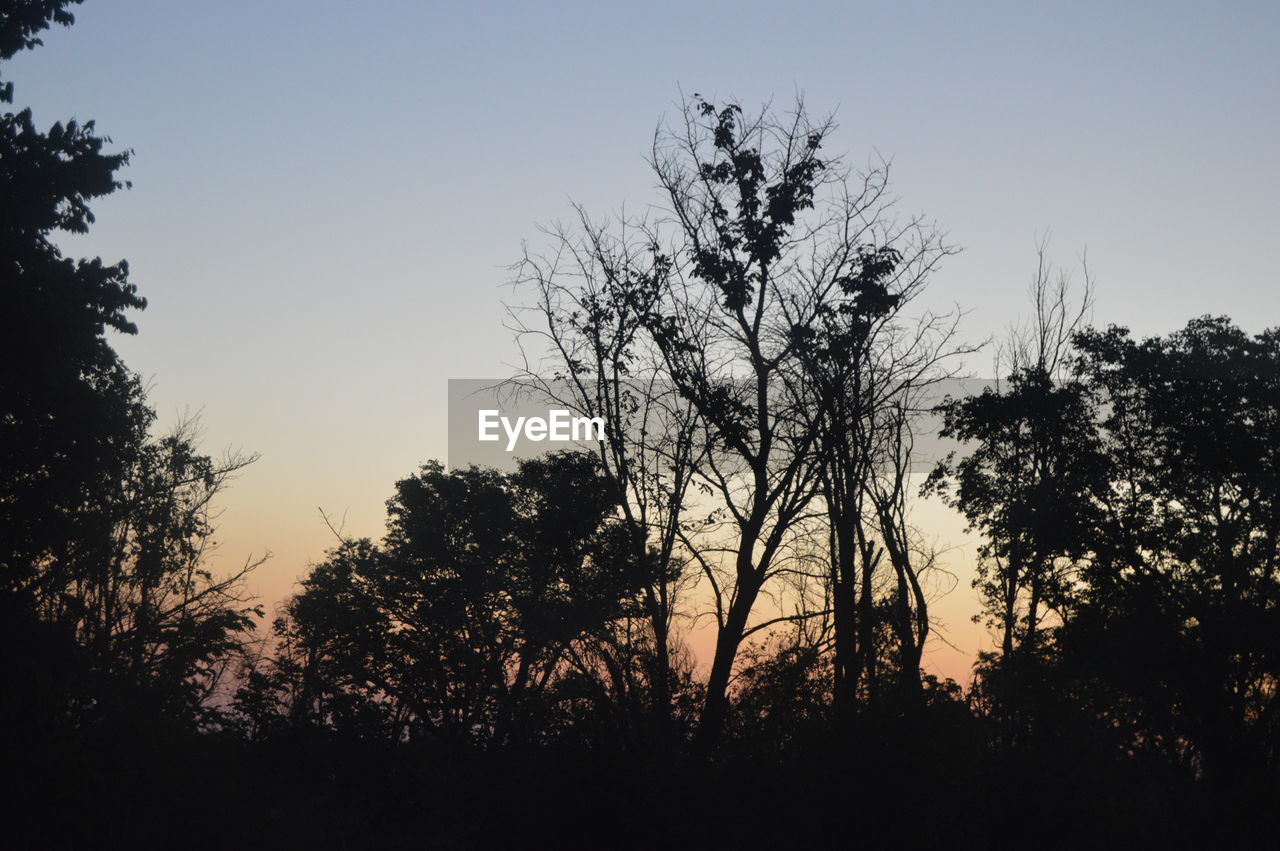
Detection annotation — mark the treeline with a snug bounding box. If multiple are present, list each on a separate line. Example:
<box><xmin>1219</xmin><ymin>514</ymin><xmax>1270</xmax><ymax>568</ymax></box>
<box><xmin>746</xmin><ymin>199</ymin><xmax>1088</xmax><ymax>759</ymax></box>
<box><xmin>4</xmin><ymin>4</ymin><xmax>1279</xmax><ymax>848</ymax></box>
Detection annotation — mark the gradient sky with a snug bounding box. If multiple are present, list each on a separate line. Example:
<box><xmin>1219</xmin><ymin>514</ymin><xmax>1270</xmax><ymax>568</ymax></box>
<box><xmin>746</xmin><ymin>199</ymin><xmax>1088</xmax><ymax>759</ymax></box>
<box><xmin>10</xmin><ymin>0</ymin><xmax>1278</xmax><ymax>680</ymax></box>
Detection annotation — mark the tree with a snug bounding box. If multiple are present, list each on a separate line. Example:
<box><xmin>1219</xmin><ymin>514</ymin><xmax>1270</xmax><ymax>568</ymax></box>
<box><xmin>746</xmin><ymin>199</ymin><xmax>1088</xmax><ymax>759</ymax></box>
<box><xmin>252</xmin><ymin>452</ymin><xmax>642</xmax><ymax>746</ymax></box>
<box><xmin>936</xmin><ymin>296</ymin><xmax>1280</xmax><ymax>784</ymax></box>
<box><xmin>1065</xmin><ymin>317</ymin><xmax>1280</xmax><ymax>782</ymax></box>
<box><xmin>1</xmin><ymin>0</ymin><xmax>146</xmax><ymax>586</ymax></box>
<box><xmin>927</xmin><ymin>251</ymin><xmax>1101</xmax><ymax>742</ymax></box>
<box><xmin>512</xmin><ymin>218</ymin><xmax>704</xmax><ymax>737</ymax></box>
<box><xmin>1</xmin><ymin>1</ymin><xmax>264</xmax><ymax>733</ymax></box>
<box><xmin>791</xmin><ymin>230</ymin><xmax>964</xmax><ymax>718</ymax></box>
<box><xmin>518</xmin><ymin>94</ymin><xmax>963</xmax><ymax>745</ymax></box>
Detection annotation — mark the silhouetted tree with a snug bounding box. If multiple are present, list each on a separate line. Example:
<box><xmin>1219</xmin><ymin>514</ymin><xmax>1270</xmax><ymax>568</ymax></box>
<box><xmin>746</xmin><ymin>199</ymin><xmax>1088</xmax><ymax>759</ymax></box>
<box><xmin>937</xmin><ymin>300</ymin><xmax>1280</xmax><ymax>794</ymax></box>
<box><xmin>512</xmin><ymin>224</ymin><xmax>703</xmax><ymax>739</ymax></box>
<box><xmin>1</xmin><ymin>0</ymin><xmax>146</xmax><ymax>587</ymax></box>
<box><xmin>516</xmin><ymin>94</ymin><xmax>965</xmax><ymax>747</ymax></box>
<box><xmin>250</xmin><ymin>452</ymin><xmax>643</xmax><ymax>746</ymax></box>
<box><xmin>1066</xmin><ymin>317</ymin><xmax>1280</xmax><ymax>783</ymax></box>
<box><xmin>928</xmin><ymin>255</ymin><xmax>1101</xmax><ymax>743</ymax></box>
<box><xmin>1</xmin><ymin>1</ymin><xmax>265</xmax><ymax>735</ymax></box>
<box><xmin>790</xmin><ymin>230</ymin><xmax>966</xmax><ymax>719</ymax></box>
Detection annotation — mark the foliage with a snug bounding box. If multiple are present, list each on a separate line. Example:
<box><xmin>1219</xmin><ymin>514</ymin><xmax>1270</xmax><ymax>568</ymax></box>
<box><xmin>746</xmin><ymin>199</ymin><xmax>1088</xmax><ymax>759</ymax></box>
<box><xmin>1</xmin><ymin>0</ymin><xmax>262</xmax><ymax>732</ymax></box>
<box><xmin>934</xmin><ymin>316</ymin><xmax>1280</xmax><ymax>781</ymax></box>
<box><xmin>241</xmin><ymin>452</ymin><xmax>645</xmax><ymax>745</ymax></box>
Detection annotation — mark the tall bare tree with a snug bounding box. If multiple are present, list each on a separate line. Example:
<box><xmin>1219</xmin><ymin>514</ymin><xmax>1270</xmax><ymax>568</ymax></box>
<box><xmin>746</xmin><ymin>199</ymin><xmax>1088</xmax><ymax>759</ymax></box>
<box><xmin>516</xmin><ymin>93</ymin><xmax>964</xmax><ymax>744</ymax></box>
<box><xmin>510</xmin><ymin>211</ymin><xmax>702</xmax><ymax>735</ymax></box>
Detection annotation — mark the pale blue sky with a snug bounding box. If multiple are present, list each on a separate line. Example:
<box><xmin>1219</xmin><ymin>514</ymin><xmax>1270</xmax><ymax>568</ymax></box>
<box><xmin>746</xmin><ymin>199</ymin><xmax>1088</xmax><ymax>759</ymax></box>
<box><xmin>10</xmin><ymin>0</ymin><xmax>1278</xmax><ymax>675</ymax></box>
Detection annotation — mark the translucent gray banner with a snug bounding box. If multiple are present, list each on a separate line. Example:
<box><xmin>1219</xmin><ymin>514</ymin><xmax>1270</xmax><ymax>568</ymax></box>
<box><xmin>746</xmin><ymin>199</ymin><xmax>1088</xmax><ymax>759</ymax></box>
<box><xmin>447</xmin><ymin>377</ymin><xmax>997</xmax><ymax>472</ymax></box>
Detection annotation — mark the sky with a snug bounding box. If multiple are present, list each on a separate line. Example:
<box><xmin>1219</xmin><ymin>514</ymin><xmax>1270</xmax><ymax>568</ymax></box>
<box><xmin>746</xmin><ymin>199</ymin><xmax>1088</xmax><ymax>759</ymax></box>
<box><xmin>10</xmin><ymin>0</ymin><xmax>1279</xmax><ymax>681</ymax></box>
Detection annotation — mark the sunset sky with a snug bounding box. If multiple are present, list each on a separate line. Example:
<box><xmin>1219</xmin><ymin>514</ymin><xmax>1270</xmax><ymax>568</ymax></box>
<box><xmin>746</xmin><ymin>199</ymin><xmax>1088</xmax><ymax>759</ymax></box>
<box><xmin>12</xmin><ymin>0</ymin><xmax>1278</xmax><ymax>681</ymax></box>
